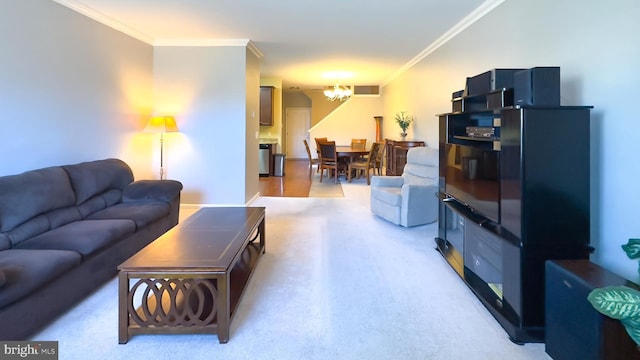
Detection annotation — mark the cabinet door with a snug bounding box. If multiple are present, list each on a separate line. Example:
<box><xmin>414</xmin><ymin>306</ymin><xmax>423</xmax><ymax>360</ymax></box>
<box><xmin>384</xmin><ymin>140</ymin><xmax>425</xmax><ymax>176</ymax></box>
<box><xmin>260</xmin><ymin>86</ymin><xmax>274</xmax><ymax>126</ymax></box>
<box><xmin>545</xmin><ymin>260</ymin><xmax>640</xmax><ymax>360</ymax></box>
<box><xmin>384</xmin><ymin>141</ymin><xmax>395</xmax><ymax>175</ymax></box>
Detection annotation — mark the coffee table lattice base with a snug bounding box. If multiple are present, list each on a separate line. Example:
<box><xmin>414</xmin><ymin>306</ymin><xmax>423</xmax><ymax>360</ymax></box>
<box><xmin>128</xmin><ymin>278</ymin><xmax>218</xmax><ymax>327</ymax></box>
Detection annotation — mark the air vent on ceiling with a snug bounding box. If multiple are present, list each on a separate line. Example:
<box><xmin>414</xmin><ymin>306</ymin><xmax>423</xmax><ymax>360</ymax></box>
<box><xmin>353</xmin><ymin>85</ymin><xmax>380</xmax><ymax>95</ymax></box>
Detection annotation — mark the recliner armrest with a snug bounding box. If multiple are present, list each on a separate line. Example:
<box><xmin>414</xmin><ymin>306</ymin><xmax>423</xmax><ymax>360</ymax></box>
<box><xmin>401</xmin><ymin>184</ymin><xmax>438</xmax><ymax>199</ymax></box>
<box><xmin>399</xmin><ymin>184</ymin><xmax>439</xmax><ymax>226</ymax></box>
<box><xmin>123</xmin><ymin>180</ymin><xmax>183</xmax><ymax>203</ymax></box>
<box><xmin>371</xmin><ymin>176</ymin><xmax>404</xmax><ymax>188</ymax></box>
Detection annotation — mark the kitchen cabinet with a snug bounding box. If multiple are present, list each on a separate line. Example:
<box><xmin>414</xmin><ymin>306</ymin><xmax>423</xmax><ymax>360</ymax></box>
<box><xmin>260</xmin><ymin>86</ymin><xmax>274</xmax><ymax>126</ymax></box>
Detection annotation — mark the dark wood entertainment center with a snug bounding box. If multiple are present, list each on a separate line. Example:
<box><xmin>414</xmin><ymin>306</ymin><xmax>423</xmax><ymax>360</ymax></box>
<box><xmin>435</xmin><ymin>68</ymin><xmax>593</xmax><ymax>343</ymax></box>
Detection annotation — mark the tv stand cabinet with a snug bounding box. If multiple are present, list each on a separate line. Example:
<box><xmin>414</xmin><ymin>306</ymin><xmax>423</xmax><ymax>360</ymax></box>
<box><xmin>436</xmin><ymin>83</ymin><xmax>593</xmax><ymax>343</ymax></box>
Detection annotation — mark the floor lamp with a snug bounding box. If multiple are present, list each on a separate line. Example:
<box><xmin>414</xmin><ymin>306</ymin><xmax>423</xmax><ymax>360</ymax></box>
<box><xmin>144</xmin><ymin>116</ymin><xmax>179</xmax><ymax>180</ymax></box>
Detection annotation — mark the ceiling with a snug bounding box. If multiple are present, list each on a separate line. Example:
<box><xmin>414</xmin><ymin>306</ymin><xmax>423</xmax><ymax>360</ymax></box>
<box><xmin>55</xmin><ymin>0</ymin><xmax>496</xmax><ymax>90</ymax></box>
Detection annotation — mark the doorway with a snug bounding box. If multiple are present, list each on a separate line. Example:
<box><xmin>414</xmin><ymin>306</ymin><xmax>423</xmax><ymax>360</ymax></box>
<box><xmin>285</xmin><ymin>108</ymin><xmax>311</xmax><ymax>159</ymax></box>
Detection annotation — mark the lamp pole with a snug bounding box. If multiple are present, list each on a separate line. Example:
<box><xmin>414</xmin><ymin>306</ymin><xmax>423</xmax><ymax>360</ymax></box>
<box><xmin>144</xmin><ymin>115</ymin><xmax>178</xmax><ymax>180</ymax></box>
<box><xmin>159</xmin><ymin>132</ymin><xmax>165</xmax><ymax>180</ymax></box>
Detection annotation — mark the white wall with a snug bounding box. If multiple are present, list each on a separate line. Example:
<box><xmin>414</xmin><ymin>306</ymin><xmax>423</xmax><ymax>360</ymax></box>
<box><xmin>309</xmin><ymin>96</ymin><xmax>382</xmax><ymax>152</ymax></box>
<box><xmin>0</xmin><ymin>0</ymin><xmax>154</xmax><ymax>178</ymax></box>
<box><xmin>153</xmin><ymin>45</ymin><xmax>256</xmax><ymax>205</ymax></box>
<box><xmin>246</xmin><ymin>47</ymin><xmax>261</xmax><ymax>203</ymax></box>
<box><xmin>382</xmin><ymin>0</ymin><xmax>640</xmax><ymax>280</ymax></box>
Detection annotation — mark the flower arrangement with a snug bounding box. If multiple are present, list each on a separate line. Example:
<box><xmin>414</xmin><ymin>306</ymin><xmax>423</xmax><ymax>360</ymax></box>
<box><xmin>395</xmin><ymin>111</ymin><xmax>413</xmax><ymax>137</ymax></box>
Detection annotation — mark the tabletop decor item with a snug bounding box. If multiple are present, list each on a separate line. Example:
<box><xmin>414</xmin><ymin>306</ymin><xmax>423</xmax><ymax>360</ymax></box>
<box><xmin>395</xmin><ymin>111</ymin><xmax>413</xmax><ymax>137</ymax></box>
<box><xmin>588</xmin><ymin>238</ymin><xmax>640</xmax><ymax>346</ymax></box>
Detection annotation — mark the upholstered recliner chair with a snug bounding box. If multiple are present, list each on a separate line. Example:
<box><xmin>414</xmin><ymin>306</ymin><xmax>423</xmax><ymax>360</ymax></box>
<box><xmin>370</xmin><ymin>146</ymin><xmax>438</xmax><ymax>227</ymax></box>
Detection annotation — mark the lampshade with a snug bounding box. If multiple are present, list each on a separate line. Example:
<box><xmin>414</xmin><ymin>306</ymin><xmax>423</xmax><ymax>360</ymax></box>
<box><xmin>144</xmin><ymin>116</ymin><xmax>179</xmax><ymax>133</ymax></box>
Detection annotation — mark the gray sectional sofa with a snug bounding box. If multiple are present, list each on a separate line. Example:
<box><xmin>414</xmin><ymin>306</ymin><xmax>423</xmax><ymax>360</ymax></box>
<box><xmin>0</xmin><ymin>158</ymin><xmax>182</xmax><ymax>340</ymax></box>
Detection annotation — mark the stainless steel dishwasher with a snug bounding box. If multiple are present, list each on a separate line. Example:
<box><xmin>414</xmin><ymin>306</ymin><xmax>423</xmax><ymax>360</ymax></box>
<box><xmin>259</xmin><ymin>144</ymin><xmax>271</xmax><ymax>176</ymax></box>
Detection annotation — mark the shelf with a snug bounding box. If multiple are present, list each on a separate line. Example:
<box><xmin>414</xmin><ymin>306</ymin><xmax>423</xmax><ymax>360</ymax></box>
<box><xmin>453</xmin><ymin>135</ymin><xmax>500</xmax><ymax>142</ymax></box>
<box><xmin>449</xmin><ymin>88</ymin><xmax>514</xmax><ymax>114</ymax></box>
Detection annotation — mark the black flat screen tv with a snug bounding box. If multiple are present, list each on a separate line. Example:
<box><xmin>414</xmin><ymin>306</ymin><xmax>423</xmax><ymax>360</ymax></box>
<box><xmin>444</xmin><ymin>143</ymin><xmax>500</xmax><ymax>223</ymax></box>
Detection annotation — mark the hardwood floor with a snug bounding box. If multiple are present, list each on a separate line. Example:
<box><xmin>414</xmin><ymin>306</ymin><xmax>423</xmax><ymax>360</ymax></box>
<box><xmin>258</xmin><ymin>159</ymin><xmax>314</xmax><ymax>197</ymax></box>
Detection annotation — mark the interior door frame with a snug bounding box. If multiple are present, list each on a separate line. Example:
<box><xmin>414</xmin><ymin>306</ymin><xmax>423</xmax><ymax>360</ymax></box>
<box><xmin>285</xmin><ymin>107</ymin><xmax>311</xmax><ymax>159</ymax></box>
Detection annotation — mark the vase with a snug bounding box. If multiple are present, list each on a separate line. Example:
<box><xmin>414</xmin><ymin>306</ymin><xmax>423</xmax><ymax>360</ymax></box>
<box><xmin>400</xmin><ymin>132</ymin><xmax>407</xmax><ymax>138</ymax></box>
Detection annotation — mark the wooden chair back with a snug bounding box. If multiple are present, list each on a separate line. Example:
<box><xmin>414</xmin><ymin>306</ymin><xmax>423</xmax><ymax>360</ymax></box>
<box><xmin>303</xmin><ymin>139</ymin><xmax>314</xmax><ymax>161</ymax></box>
<box><xmin>303</xmin><ymin>139</ymin><xmax>319</xmax><ymax>176</ymax></box>
<box><xmin>318</xmin><ymin>141</ymin><xmax>338</xmax><ymax>163</ymax></box>
<box><xmin>314</xmin><ymin>137</ymin><xmax>328</xmax><ymax>159</ymax></box>
<box><xmin>347</xmin><ymin>142</ymin><xmax>380</xmax><ymax>184</ymax></box>
<box><xmin>351</xmin><ymin>138</ymin><xmax>367</xmax><ymax>150</ymax></box>
<box><xmin>318</xmin><ymin>141</ymin><xmax>340</xmax><ymax>183</ymax></box>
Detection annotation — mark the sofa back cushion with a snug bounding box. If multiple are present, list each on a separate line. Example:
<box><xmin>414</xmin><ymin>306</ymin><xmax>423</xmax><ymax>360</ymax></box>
<box><xmin>402</xmin><ymin>147</ymin><xmax>438</xmax><ymax>186</ymax></box>
<box><xmin>0</xmin><ymin>167</ymin><xmax>76</xmax><ymax>235</ymax></box>
<box><xmin>63</xmin><ymin>159</ymin><xmax>134</xmax><ymax>205</ymax></box>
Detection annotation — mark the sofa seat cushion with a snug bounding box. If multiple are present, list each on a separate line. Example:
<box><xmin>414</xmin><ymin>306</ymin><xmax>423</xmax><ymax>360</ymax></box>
<box><xmin>85</xmin><ymin>202</ymin><xmax>170</xmax><ymax>229</ymax></box>
<box><xmin>15</xmin><ymin>219</ymin><xmax>136</xmax><ymax>257</ymax></box>
<box><xmin>0</xmin><ymin>249</ymin><xmax>82</xmax><ymax>308</ymax></box>
<box><xmin>370</xmin><ymin>187</ymin><xmax>402</xmax><ymax>206</ymax></box>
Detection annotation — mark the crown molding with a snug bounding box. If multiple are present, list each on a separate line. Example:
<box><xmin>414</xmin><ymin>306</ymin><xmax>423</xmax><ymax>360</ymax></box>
<box><xmin>247</xmin><ymin>41</ymin><xmax>264</xmax><ymax>59</ymax></box>
<box><xmin>381</xmin><ymin>0</ymin><xmax>507</xmax><ymax>87</ymax></box>
<box><xmin>54</xmin><ymin>0</ymin><xmax>264</xmax><ymax>56</ymax></box>
<box><xmin>53</xmin><ymin>0</ymin><xmax>154</xmax><ymax>44</ymax></box>
<box><xmin>153</xmin><ymin>38</ymin><xmax>246</xmax><ymax>47</ymax></box>
<box><xmin>154</xmin><ymin>39</ymin><xmax>263</xmax><ymax>58</ymax></box>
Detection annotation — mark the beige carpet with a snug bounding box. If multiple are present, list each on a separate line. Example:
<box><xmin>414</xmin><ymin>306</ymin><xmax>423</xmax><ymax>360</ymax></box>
<box><xmin>307</xmin><ymin>171</ymin><xmax>344</xmax><ymax>198</ymax></box>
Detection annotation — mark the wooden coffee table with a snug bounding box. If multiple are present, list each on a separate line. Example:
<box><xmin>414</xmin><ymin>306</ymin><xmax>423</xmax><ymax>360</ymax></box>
<box><xmin>118</xmin><ymin>207</ymin><xmax>265</xmax><ymax>344</ymax></box>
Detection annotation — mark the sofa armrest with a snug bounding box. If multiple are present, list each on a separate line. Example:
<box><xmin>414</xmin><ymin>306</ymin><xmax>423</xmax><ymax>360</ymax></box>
<box><xmin>401</xmin><ymin>184</ymin><xmax>438</xmax><ymax>199</ymax></box>
<box><xmin>123</xmin><ymin>180</ymin><xmax>183</xmax><ymax>203</ymax></box>
<box><xmin>371</xmin><ymin>176</ymin><xmax>404</xmax><ymax>188</ymax></box>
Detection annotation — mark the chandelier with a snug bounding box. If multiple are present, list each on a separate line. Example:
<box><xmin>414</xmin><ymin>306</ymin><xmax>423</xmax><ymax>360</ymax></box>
<box><xmin>324</xmin><ymin>84</ymin><xmax>352</xmax><ymax>101</ymax></box>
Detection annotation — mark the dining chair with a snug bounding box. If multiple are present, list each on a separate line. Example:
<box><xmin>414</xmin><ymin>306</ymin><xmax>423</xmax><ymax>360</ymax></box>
<box><xmin>347</xmin><ymin>142</ymin><xmax>380</xmax><ymax>185</ymax></box>
<box><xmin>351</xmin><ymin>138</ymin><xmax>367</xmax><ymax>149</ymax></box>
<box><xmin>373</xmin><ymin>139</ymin><xmax>386</xmax><ymax>175</ymax></box>
<box><xmin>314</xmin><ymin>137</ymin><xmax>328</xmax><ymax>162</ymax></box>
<box><xmin>350</xmin><ymin>138</ymin><xmax>367</xmax><ymax>161</ymax></box>
<box><xmin>318</xmin><ymin>141</ymin><xmax>343</xmax><ymax>184</ymax></box>
<box><xmin>303</xmin><ymin>139</ymin><xmax>320</xmax><ymax>177</ymax></box>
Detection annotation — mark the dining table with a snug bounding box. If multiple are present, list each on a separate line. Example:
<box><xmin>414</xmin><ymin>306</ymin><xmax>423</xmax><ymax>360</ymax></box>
<box><xmin>336</xmin><ymin>145</ymin><xmax>369</xmax><ymax>159</ymax></box>
<box><xmin>335</xmin><ymin>146</ymin><xmax>370</xmax><ymax>177</ymax></box>
<box><xmin>329</xmin><ymin>145</ymin><xmax>371</xmax><ymax>179</ymax></box>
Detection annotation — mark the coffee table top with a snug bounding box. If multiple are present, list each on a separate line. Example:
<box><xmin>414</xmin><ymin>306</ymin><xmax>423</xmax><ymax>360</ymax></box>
<box><xmin>118</xmin><ymin>207</ymin><xmax>265</xmax><ymax>272</ymax></box>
